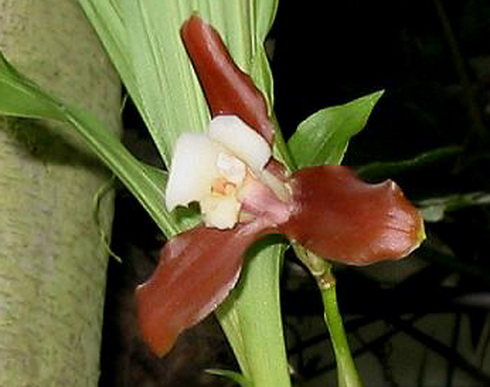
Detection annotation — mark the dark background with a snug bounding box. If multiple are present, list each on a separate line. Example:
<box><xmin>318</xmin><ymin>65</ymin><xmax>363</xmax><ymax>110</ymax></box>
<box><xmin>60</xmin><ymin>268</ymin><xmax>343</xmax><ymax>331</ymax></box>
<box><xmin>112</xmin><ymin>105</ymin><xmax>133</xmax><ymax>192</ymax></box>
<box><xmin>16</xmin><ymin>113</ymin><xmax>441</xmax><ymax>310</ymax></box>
<box><xmin>99</xmin><ymin>1</ymin><xmax>490</xmax><ymax>385</ymax></box>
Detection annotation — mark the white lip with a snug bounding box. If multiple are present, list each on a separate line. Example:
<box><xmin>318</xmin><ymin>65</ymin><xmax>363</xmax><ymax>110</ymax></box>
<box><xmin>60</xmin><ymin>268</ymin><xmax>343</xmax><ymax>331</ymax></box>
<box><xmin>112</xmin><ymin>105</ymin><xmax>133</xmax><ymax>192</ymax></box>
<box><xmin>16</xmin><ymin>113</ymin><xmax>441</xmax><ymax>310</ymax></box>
<box><xmin>165</xmin><ymin>133</ymin><xmax>223</xmax><ymax>211</ymax></box>
<box><xmin>164</xmin><ymin>115</ymin><xmax>273</xmax><ymax>230</ymax></box>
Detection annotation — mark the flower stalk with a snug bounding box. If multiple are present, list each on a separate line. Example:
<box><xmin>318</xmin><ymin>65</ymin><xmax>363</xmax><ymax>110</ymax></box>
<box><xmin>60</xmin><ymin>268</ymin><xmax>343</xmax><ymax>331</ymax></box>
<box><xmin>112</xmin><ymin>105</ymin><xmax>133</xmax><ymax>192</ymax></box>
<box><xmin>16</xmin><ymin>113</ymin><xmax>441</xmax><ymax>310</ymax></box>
<box><xmin>295</xmin><ymin>245</ymin><xmax>362</xmax><ymax>387</ymax></box>
<box><xmin>322</xmin><ymin>283</ymin><xmax>363</xmax><ymax>387</ymax></box>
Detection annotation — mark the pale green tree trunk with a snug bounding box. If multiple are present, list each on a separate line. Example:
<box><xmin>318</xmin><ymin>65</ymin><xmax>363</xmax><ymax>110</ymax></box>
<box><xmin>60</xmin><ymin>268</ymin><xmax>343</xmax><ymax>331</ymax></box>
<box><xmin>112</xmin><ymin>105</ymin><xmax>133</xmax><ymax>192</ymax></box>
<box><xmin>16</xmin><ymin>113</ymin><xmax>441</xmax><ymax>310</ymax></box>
<box><xmin>0</xmin><ymin>0</ymin><xmax>121</xmax><ymax>385</ymax></box>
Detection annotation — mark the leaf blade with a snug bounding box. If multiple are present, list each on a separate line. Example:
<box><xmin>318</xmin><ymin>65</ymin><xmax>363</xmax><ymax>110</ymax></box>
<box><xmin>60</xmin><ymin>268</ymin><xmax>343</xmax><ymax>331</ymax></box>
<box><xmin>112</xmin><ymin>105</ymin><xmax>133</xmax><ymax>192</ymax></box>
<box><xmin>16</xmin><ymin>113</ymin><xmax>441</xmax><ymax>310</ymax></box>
<box><xmin>289</xmin><ymin>91</ymin><xmax>384</xmax><ymax>167</ymax></box>
<box><xmin>216</xmin><ymin>240</ymin><xmax>291</xmax><ymax>387</ymax></box>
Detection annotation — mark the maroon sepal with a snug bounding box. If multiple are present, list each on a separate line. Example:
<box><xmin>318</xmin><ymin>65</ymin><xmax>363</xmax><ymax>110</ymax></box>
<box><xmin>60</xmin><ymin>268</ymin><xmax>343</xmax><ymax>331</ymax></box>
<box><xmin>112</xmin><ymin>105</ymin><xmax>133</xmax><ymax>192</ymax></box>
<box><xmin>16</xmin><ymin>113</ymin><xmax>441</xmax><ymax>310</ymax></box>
<box><xmin>181</xmin><ymin>15</ymin><xmax>275</xmax><ymax>143</ymax></box>
<box><xmin>136</xmin><ymin>221</ymin><xmax>269</xmax><ymax>356</ymax></box>
<box><xmin>280</xmin><ymin>166</ymin><xmax>425</xmax><ymax>265</ymax></box>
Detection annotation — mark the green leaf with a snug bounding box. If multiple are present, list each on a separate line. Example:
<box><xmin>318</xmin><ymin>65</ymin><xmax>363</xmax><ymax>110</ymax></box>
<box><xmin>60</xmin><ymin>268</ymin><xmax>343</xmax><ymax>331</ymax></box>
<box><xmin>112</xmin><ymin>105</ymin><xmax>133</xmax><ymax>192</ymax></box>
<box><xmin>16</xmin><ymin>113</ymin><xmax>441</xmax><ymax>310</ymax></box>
<box><xmin>0</xmin><ymin>51</ymin><xmax>178</xmax><ymax>238</ymax></box>
<box><xmin>119</xmin><ymin>0</ymin><xmax>207</xmax><ymax>164</ymax></box>
<box><xmin>418</xmin><ymin>192</ymin><xmax>490</xmax><ymax>222</ymax></box>
<box><xmin>0</xmin><ymin>54</ymin><xmax>65</xmax><ymax>120</ymax></box>
<box><xmin>357</xmin><ymin>145</ymin><xmax>462</xmax><ymax>179</ymax></box>
<box><xmin>289</xmin><ymin>90</ymin><xmax>384</xmax><ymax>167</ymax></box>
<box><xmin>78</xmin><ymin>0</ymin><xmax>142</xmax><ymax>107</ymax></box>
<box><xmin>216</xmin><ymin>239</ymin><xmax>290</xmax><ymax>387</ymax></box>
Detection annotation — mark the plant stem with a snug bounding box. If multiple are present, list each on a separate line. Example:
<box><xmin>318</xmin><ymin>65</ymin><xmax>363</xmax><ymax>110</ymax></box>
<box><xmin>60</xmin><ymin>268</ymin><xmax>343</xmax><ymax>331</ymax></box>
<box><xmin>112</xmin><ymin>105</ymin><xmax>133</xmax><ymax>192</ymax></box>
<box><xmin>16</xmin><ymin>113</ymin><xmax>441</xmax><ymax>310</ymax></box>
<box><xmin>294</xmin><ymin>246</ymin><xmax>362</xmax><ymax>387</ymax></box>
<box><xmin>320</xmin><ymin>275</ymin><xmax>363</xmax><ymax>387</ymax></box>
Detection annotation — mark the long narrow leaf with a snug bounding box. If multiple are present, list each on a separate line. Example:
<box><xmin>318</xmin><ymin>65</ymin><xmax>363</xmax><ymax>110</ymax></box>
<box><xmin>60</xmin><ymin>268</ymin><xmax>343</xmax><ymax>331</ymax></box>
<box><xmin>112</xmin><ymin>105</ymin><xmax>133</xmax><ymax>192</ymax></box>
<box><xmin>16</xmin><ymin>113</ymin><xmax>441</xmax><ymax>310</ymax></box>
<box><xmin>357</xmin><ymin>145</ymin><xmax>462</xmax><ymax>179</ymax></box>
<box><xmin>216</xmin><ymin>241</ymin><xmax>290</xmax><ymax>387</ymax></box>
<box><xmin>418</xmin><ymin>192</ymin><xmax>490</xmax><ymax>222</ymax></box>
<box><xmin>78</xmin><ymin>0</ymin><xmax>142</xmax><ymax>107</ymax></box>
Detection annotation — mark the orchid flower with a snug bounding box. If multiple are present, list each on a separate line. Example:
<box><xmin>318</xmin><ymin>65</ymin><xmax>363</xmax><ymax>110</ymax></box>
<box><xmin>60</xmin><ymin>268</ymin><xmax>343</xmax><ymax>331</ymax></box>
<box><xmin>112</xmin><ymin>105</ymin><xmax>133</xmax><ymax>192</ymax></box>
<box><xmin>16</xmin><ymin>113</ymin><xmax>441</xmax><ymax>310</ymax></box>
<box><xmin>136</xmin><ymin>15</ymin><xmax>425</xmax><ymax>357</ymax></box>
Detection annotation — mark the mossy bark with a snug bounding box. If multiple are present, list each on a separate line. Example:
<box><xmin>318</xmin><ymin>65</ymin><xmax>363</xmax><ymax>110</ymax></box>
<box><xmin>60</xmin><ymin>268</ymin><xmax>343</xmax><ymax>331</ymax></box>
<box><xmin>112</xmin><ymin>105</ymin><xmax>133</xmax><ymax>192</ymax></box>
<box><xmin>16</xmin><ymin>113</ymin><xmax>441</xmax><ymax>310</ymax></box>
<box><xmin>0</xmin><ymin>0</ymin><xmax>121</xmax><ymax>385</ymax></box>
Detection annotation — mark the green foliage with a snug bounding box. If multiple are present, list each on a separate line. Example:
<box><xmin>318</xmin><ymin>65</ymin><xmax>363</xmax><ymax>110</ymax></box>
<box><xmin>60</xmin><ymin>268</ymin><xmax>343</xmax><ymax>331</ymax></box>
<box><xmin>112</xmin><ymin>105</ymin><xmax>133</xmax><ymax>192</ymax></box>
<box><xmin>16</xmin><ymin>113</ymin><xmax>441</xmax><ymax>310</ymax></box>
<box><xmin>0</xmin><ymin>54</ymin><xmax>64</xmax><ymax>119</ymax></box>
<box><xmin>289</xmin><ymin>91</ymin><xmax>384</xmax><ymax>167</ymax></box>
<box><xmin>419</xmin><ymin>192</ymin><xmax>490</xmax><ymax>222</ymax></box>
<box><xmin>216</xmin><ymin>240</ymin><xmax>289</xmax><ymax>386</ymax></box>
<box><xmin>357</xmin><ymin>145</ymin><xmax>462</xmax><ymax>180</ymax></box>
